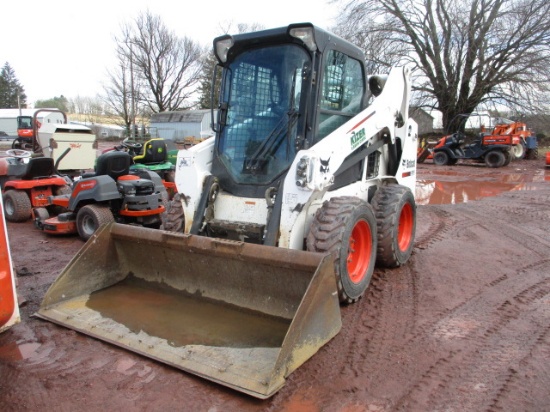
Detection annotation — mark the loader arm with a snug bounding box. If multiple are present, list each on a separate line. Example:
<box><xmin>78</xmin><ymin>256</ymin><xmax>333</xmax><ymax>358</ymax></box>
<box><xmin>278</xmin><ymin>66</ymin><xmax>417</xmax><ymax>248</ymax></box>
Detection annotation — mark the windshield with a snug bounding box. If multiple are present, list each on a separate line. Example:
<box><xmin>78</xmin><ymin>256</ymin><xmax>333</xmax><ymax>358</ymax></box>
<box><xmin>17</xmin><ymin>116</ymin><xmax>32</xmax><ymax>129</ymax></box>
<box><xmin>218</xmin><ymin>44</ymin><xmax>309</xmax><ymax>185</ymax></box>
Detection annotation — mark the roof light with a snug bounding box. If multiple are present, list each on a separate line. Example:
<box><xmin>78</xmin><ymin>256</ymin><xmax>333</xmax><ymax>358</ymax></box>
<box><xmin>289</xmin><ymin>26</ymin><xmax>317</xmax><ymax>51</ymax></box>
<box><xmin>214</xmin><ymin>36</ymin><xmax>234</xmax><ymax>63</ymax></box>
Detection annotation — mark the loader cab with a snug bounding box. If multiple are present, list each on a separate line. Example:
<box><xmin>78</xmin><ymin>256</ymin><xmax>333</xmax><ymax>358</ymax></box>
<box><xmin>211</xmin><ymin>23</ymin><xmax>368</xmax><ymax>198</ymax></box>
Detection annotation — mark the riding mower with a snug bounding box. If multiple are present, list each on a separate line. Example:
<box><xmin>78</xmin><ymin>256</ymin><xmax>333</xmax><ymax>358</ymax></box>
<box><xmin>1</xmin><ymin>149</ymin><xmax>72</xmax><ymax>223</ymax></box>
<box><xmin>104</xmin><ymin>138</ymin><xmax>177</xmax><ymax>199</ymax></box>
<box><xmin>35</xmin><ymin>150</ymin><xmax>167</xmax><ymax>241</ymax></box>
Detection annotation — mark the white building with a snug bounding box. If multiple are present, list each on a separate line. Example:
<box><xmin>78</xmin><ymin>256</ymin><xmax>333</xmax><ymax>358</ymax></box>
<box><xmin>149</xmin><ymin>109</ymin><xmax>216</xmax><ymax>141</ymax></box>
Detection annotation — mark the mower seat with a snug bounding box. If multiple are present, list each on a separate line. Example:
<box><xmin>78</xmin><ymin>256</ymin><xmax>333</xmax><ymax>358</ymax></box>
<box><xmin>21</xmin><ymin>157</ymin><xmax>55</xmax><ymax>180</ymax></box>
<box><xmin>94</xmin><ymin>151</ymin><xmax>132</xmax><ymax>180</ymax></box>
<box><xmin>133</xmin><ymin>139</ymin><xmax>167</xmax><ymax>165</ymax></box>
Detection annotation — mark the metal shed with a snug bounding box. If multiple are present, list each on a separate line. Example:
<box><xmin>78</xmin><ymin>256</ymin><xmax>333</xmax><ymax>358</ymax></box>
<box><xmin>149</xmin><ymin>109</ymin><xmax>215</xmax><ymax>142</ymax></box>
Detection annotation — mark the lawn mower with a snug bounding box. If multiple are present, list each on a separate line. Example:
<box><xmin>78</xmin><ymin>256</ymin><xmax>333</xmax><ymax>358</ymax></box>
<box><xmin>1</xmin><ymin>149</ymin><xmax>72</xmax><ymax>223</ymax></box>
<box><xmin>35</xmin><ymin>150</ymin><xmax>167</xmax><ymax>241</ymax></box>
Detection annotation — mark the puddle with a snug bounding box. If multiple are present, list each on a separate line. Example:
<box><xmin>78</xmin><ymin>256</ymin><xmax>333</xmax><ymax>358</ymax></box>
<box><xmin>416</xmin><ymin>169</ymin><xmax>549</xmax><ymax>205</ymax></box>
<box><xmin>0</xmin><ymin>342</ymin><xmax>41</xmax><ymax>361</ymax></box>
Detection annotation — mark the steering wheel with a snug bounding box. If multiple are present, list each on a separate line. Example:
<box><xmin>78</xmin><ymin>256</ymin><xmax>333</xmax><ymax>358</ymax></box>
<box><xmin>122</xmin><ymin>138</ymin><xmax>143</xmax><ymax>151</ymax></box>
<box><xmin>6</xmin><ymin>149</ymin><xmax>32</xmax><ymax>159</ymax></box>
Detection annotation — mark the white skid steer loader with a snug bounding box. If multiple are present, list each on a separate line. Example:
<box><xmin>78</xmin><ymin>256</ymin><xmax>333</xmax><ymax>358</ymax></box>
<box><xmin>37</xmin><ymin>23</ymin><xmax>418</xmax><ymax>399</ymax></box>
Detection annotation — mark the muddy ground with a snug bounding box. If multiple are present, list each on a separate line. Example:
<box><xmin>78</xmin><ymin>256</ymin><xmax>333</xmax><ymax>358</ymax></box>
<box><xmin>1</xmin><ymin>154</ymin><xmax>549</xmax><ymax>411</ymax></box>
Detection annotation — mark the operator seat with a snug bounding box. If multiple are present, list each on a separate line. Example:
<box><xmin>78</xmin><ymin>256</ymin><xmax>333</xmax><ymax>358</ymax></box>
<box><xmin>94</xmin><ymin>151</ymin><xmax>132</xmax><ymax>180</ymax></box>
<box><xmin>133</xmin><ymin>139</ymin><xmax>167</xmax><ymax>164</ymax></box>
<box><xmin>21</xmin><ymin>157</ymin><xmax>55</xmax><ymax>180</ymax></box>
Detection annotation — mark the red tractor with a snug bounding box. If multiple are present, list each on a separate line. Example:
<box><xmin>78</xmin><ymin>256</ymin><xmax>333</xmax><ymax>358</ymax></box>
<box><xmin>489</xmin><ymin>119</ymin><xmax>538</xmax><ymax>160</ymax></box>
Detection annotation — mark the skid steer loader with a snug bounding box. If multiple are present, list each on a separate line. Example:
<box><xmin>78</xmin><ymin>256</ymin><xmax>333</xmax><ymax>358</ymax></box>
<box><xmin>37</xmin><ymin>23</ymin><xmax>418</xmax><ymax>399</ymax></box>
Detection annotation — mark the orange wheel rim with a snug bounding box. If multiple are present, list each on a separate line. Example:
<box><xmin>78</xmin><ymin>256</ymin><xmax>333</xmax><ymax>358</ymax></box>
<box><xmin>398</xmin><ymin>202</ymin><xmax>414</xmax><ymax>252</ymax></box>
<box><xmin>347</xmin><ymin>220</ymin><xmax>372</xmax><ymax>284</ymax></box>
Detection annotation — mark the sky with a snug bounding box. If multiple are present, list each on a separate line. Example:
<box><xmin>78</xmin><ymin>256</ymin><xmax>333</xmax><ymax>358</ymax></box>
<box><xmin>1</xmin><ymin>0</ymin><xmax>341</xmax><ymax>105</ymax></box>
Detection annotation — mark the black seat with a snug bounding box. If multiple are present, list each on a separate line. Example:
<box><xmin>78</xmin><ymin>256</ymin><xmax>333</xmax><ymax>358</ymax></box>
<box><xmin>95</xmin><ymin>151</ymin><xmax>132</xmax><ymax>180</ymax></box>
<box><xmin>21</xmin><ymin>157</ymin><xmax>55</xmax><ymax>180</ymax></box>
<box><xmin>133</xmin><ymin>139</ymin><xmax>167</xmax><ymax>164</ymax></box>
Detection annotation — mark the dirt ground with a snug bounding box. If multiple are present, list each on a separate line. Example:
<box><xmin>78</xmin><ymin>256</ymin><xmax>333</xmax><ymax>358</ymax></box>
<box><xmin>1</xmin><ymin>154</ymin><xmax>549</xmax><ymax>411</ymax></box>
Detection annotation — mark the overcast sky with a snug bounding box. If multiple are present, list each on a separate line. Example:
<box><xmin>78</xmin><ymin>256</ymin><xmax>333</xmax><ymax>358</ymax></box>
<box><xmin>1</xmin><ymin>0</ymin><xmax>340</xmax><ymax>105</ymax></box>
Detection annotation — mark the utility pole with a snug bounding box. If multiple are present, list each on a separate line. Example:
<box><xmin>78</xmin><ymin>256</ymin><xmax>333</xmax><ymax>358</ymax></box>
<box><xmin>130</xmin><ymin>45</ymin><xmax>136</xmax><ymax>140</ymax></box>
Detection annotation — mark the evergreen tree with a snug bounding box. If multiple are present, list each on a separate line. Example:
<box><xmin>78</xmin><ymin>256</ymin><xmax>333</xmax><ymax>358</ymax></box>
<box><xmin>35</xmin><ymin>95</ymin><xmax>69</xmax><ymax>112</ymax></box>
<box><xmin>196</xmin><ymin>51</ymin><xmax>220</xmax><ymax>110</ymax></box>
<box><xmin>0</xmin><ymin>62</ymin><xmax>27</xmax><ymax>108</ymax></box>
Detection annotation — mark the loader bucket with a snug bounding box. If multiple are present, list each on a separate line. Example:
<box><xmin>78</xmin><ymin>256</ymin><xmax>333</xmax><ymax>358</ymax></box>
<box><xmin>35</xmin><ymin>223</ymin><xmax>341</xmax><ymax>399</ymax></box>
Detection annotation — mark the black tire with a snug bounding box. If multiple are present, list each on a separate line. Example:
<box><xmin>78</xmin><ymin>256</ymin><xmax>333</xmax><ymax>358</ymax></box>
<box><xmin>525</xmin><ymin>147</ymin><xmax>538</xmax><ymax>160</ymax></box>
<box><xmin>307</xmin><ymin>196</ymin><xmax>377</xmax><ymax>304</ymax></box>
<box><xmin>3</xmin><ymin>190</ymin><xmax>32</xmax><ymax>222</ymax></box>
<box><xmin>433</xmin><ymin>151</ymin><xmax>449</xmax><ymax>166</ymax></box>
<box><xmin>76</xmin><ymin>204</ymin><xmax>114</xmax><ymax>241</ymax></box>
<box><xmin>161</xmin><ymin>193</ymin><xmax>185</xmax><ymax>233</ymax></box>
<box><xmin>371</xmin><ymin>185</ymin><xmax>416</xmax><ymax>268</ymax></box>
<box><xmin>485</xmin><ymin>150</ymin><xmax>506</xmax><ymax>168</ymax></box>
<box><xmin>503</xmin><ymin>150</ymin><xmax>512</xmax><ymax>166</ymax></box>
<box><xmin>33</xmin><ymin>207</ymin><xmax>50</xmax><ymax>228</ymax></box>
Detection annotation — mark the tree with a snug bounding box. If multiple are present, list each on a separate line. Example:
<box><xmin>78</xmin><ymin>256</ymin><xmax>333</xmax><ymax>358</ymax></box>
<box><xmin>0</xmin><ymin>62</ymin><xmax>27</xmax><ymax>108</ymax></box>
<box><xmin>68</xmin><ymin>95</ymin><xmax>107</xmax><ymax>123</ymax></box>
<box><xmin>115</xmin><ymin>11</ymin><xmax>206</xmax><ymax>113</ymax></box>
<box><xmin>196</xmin><ymin>23</ymin><xmax>265</xmax><ymax>110</ymax></box>
<box><xmin>35</xmin><ymin>95</ymin><xmax>69</xmax><ymax>112</ymax></box>
<box><xmin>196</xmin><ymin>51</ymin><xmax>220</xmax><ymax>109</ymax></box>
<box><xmin>103</xmin><ymin>48</ymin><xmax>141</xmax><ymax>131</ymax></box>
<box><xmin>335</xmin><ymin>0</ymin><xmax>550</xmax><ymax>132</ymax></box>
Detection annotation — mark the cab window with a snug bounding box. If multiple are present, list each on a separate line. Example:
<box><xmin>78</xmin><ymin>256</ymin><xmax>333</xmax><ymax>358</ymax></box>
<box><xmin>317</xmin><ymin>50</ymin><xmax>364</xmax><ymax>142</ymax></box>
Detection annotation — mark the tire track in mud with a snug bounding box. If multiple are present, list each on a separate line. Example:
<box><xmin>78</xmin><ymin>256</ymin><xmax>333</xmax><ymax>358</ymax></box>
<box><xmin>272</xmin><ymin>203</ymin><xmax>490</xmax><ymax>410</ymax></box>
<box><xmin>488</xmin><ymin>323</ymin><xmax>550</xmax><ymax>412</ymax></box>
<box><xmin>382</xmin><ymin>190</ymin><xmax>550</xmax><ymax>410</ymax></box>
<box><xmin>393</xmin><ymin>259</ymin><xmax>550</xmax><ymax>411</ymax></box>
<box><xmin>414</xmin><ymin>207</ymin><xmax>452</xmax><ymax>250</ymax></box>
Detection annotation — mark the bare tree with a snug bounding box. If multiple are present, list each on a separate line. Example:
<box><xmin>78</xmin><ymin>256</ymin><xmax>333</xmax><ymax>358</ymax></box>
<box><xmin>336</xmin><ymin>0</ymin><xmax>550</xmax><ymax>131</ymax></box>
<box><xmin>117</xmin><ymin>11</ymin><xmax>206</xmax><ymax>113</ymax></box>
<box><xmin>103</xmin><ymin>53</ymin><xmax>138</xmax><ymax>132</ymax></box>
<box><xmin>196</xmin><ymin>23</ymin><xmax>265</xmax><ymax>110</ymax></box>
<box><xmin>68</xmin><ymin>95</ymin><xmax>106</xmax><ymax>123</ymax></box>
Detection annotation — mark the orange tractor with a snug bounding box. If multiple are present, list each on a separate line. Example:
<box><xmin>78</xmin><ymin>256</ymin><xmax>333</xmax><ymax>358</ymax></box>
<box><xmin>489</xmin><ymin>119</ymin><xmax>538</xmax><ymax>160</ymax></box>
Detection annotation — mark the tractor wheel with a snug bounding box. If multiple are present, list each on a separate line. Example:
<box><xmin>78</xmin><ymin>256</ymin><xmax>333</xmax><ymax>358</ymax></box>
<box><xmin>433</xmin><ymin>151</ymin><xmax>449</xmax><ymax>166</ymax></box>
<box><xmin>372</xmin><ymin>185</ymin><xmax>416</xmax><ymax>268</ymax></box>
<box><xmin>3</xmin><ymin>190</ymin><xmax>32</xmax><ymax>222</ymax></box>
<box><xmin>33</xmin><ymin>207</ymin><xmax>50</xmax><ymax>229</ymax></box>
<box><xmin>511</xmin><ymin>142</ymin><xmax>525</xmax><ymax>160</ymax></box>
<box><xmin>525</xmin><ymin>147</ymin><xmax>538</xmax><ymax>160</ymax></box>
<box><xmin>503</xmin><ymin>150</ymin><xmax>512</xmax><ymax>166</ymax></box>
<box><xmin>307</xmin><ymin>196</ymin><xmax>377</xmax><ymax>304</ymax></box>
<box><xmin>161</xmin><ymin>193</ymin><xmax>185</xmax><ymax>233</ymax></box>
<box><xmin>485</xmin><ymin>150</ymin><xmax>506</xmax><ymax>168</ymax></box>
<box><xmin>76</xmin><ymin>204</ymin><xmax>114</xmax><ymax>241</ymax></box>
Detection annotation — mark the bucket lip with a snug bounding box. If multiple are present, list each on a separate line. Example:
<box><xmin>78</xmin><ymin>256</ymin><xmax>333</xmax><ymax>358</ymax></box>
<box><xmin>109</xmin><ymin>222</ymin><xmax>327</xmax><ymax>270</ymax></box>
